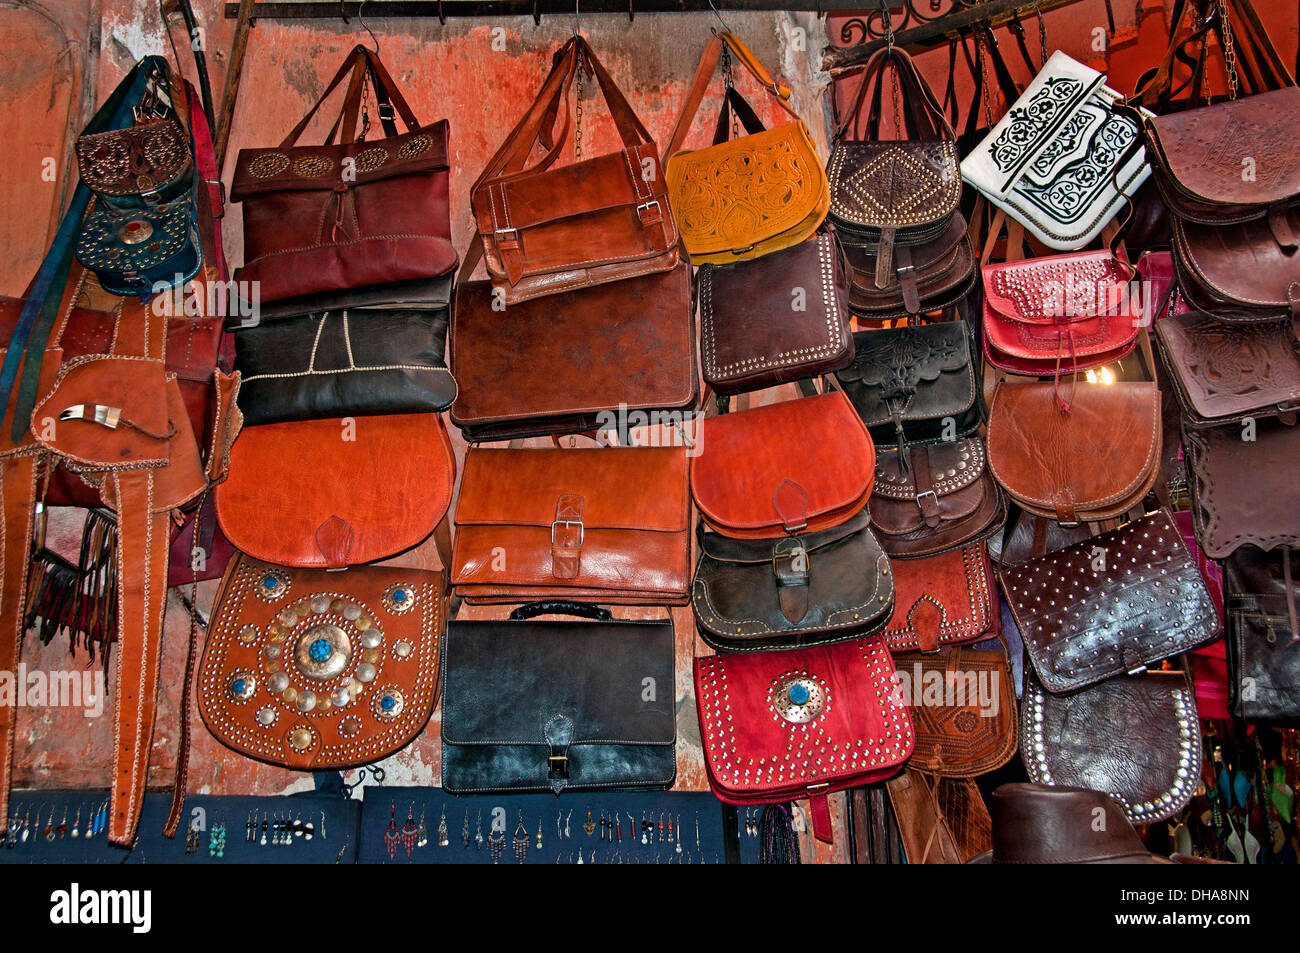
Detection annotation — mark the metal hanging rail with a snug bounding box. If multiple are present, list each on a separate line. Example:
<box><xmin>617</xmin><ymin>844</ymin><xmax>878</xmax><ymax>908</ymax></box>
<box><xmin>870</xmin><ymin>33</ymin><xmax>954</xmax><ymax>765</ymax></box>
<box><xmin>223</xmin><ymin>0</ymin><xmax>848</xmax><ymax>18</ymax></box>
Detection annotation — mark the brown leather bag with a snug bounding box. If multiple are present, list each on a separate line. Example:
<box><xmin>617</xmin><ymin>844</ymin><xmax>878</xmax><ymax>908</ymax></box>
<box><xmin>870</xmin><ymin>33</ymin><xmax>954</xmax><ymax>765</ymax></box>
<box><xmin>986</xmin><ymin>378</ymin><xmax>1161</xmax><ymax>524</ymax></box>
<box><xmin>881</xmin><ymin>543</ymin><xmax>999</xmax><ymax>653</ymax></box>
<box><xmin>451</xmin><ymin>446</ymin><xmax>691</xmax><ymax>606</ymax></box>
<box><xmin>698</xmin><ymin>233</ymin><xmax>853</xmax><ymax>399</ymax></box>
<box><xmin>887</xmin><ymin>771</ymin><xmax>993</xmax><ymax>864</ymax></box>
<box><xmin>199</xmin><ymin>553</ymin><xmax>445</xmax><ymax>769</ymax></box>
<box><xmin>231</xmin><ymin>45</ymin><xmax>456</xmax><ymax>309</ymax></box>
<box><xmin>841</xmin><ymin>213</ymin><xmax>976</xmax><ymax>320</ymax></box>
<box><xmin>470</xmin><ymin>36</ymin><xmax>679</xmax><ymax>304</ymax></box>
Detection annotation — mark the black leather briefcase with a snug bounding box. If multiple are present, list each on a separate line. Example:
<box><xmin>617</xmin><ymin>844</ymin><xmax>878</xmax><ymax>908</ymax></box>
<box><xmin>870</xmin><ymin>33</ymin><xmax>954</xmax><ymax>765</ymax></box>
<box><xmin>440</xmin><ymin>601</ymin><xmax>676</xmax><ymax>794</ymax></box>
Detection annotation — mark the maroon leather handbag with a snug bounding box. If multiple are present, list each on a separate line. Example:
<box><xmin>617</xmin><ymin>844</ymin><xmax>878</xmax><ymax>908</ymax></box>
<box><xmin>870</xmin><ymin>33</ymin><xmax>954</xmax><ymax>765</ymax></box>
<box><xmin>231</xmin><ymin>45</ymin><xmax>456</xmax><ymax>309</ymax></box>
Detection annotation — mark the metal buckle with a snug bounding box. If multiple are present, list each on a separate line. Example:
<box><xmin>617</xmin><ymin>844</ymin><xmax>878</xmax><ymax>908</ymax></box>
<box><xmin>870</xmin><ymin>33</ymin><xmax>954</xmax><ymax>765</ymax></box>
<box><xmin>493</xmin><ymin>227</ymin><xmax>519</xmax><ymax>244</ymax></box>
<box><xmin>896</xmin><ymin>264</ymin><xmax>916</xmax><ymax>278</ymax></box>
<box><xmin>376</xmin><ymin>103</ymin><xmax>396</xmax><ymax>122</ymax></box>
<box><xmin>915</xmin><ymin>489</ymin><xmax>939</xmax><ymax>510</ymax></box>
<box><xmin>636</xmin><ymin>200</ymin><xmax>661</xmax><ymax>219</ymax></box>
<box><xmin>548</xmin><ymin>755</ymin><xmax>569</xmax><ymax>779</ymax></box>
<box><xmin>773</xmin><ymin>545</ymin><xmax>809</xmax><ymax>577</ymax></box>
<box><xmin>551</xmin><ymin>519</ymin><xmax>584</xmax><ymax>547</ymax></box>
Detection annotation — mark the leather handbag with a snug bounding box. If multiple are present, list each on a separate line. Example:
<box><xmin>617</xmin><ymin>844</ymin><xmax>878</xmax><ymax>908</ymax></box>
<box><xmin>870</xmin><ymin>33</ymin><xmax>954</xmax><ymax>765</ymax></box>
<box><xmin>233</xmin><ymin>308</ymin><xmax>457</xmax><ymax>426</ymax></box>
<box><xmin>881</xmin><ymin>542</ymin><xmax>999</xmax><ymax>653</ymax></box>
<box><xmin>664</xmin><ymin>29</ymin><xmax>828</xmax><ymax>263</ymax></box>
<box><xmin>1172</xmin><ymin>212</ymin><xmax>1300</xmax><ymax>323</ymax></box>
<box><xmin>960</xmin><ymin>52</ymin><xmax>1151</xmax><ymax>251</ymax></box>
<box><xmin>441</xmin><ymin>601</ymin><xmax>676</xmax><ymax>794</ymax></box>
<box><xmin>841</xmin><ymin>213</ymin><xmax>976</xmax><ymax>320</ymax></box>
<box><xmin>691</xmin><ymin>391</ymin><xmax>873</xmax><ymax>538</ymax></box>
<box><xmin>449</xmin><ymin>251</ymin><xmax>697</xmax><ymax>443</ymax></box>
<box><xmin>886</xmin><ymin>771</ymin><xmax>993</xmax><ymax>864</ymax></box>
<box><xmin>691</xmin><ymin>508</ymin><xmax>894</xmax><ymax>652</ymax></box>
<box><xmin>216</xmin><ymin>413</ymin><xmax>455</xmax><ymax>568</ymax></box>
<box><xmin>828</xmin><ymin>47</ymin><xmax>960</xmax><ymax>272</ymax></box>
<box><xmin>1020</xmin><ymin>666</ymin><xmax>1201</xmax><ymax>824</ymax></box>
<box><xmin>694</xmin><ymin>637</ymin><xmax>914</xmax><ymax>842</ymax></box>
<box><xmin>76</xmin><ymin>113</ymin><xmax>193</xmax><ymax>209</ymax></box>
<box><xmin>986</xmin><ymin>378</ymin><xmax>1161</xmax><ymax>523</ymax></box>
<box><xmin>198</xmin><ymin>553</ymin><xmax>445</xmax><ymax>769</ymax></box>
<box><xmin>698</xmin><ymin>233</ymin><xmax>852</xmax><ymax>399</ymax></box>
<box><xmin>470</xmin><ymin>36</ymin><xmax>678</xmax><ymax>304</ymax></box>
<box><xmin>834</xmin><ymin>319</ymin><xmax>980</xmax><ymax>449</ymax></box>
<box><xmin>1225</xmin><ymin>545</ymin><xmax>1300</xmax><ymax>722</ymax></box>
<box><xmin>231</xmin><ymin>45</ymin><xmax>456</xmax><ymax>308</ymax></box>
<box><xmin>981</xmin><ymin>250</ymin><xmax>1140</xmax><ymax>375</ymax></box>
<box><xmin>76</xmin><ymin>190</ymin><xmax>200</xmax><ymax>298</ymax></box>
<box><xmin>1183</xmin><ymin>415</ymin><xmax>1300</xmax><ymax>558</ymax></box>
<box><xmin>451</xmin><ymin>446</ymin><xmax>691</xmax><ymax>606</ymax></box>
<box><xmin>1000</xmin><ymin>510</ymin><xmax>1221</xmax><ymax>694</ymax></box>
<box><xmin>868</xmin><ymin>436</ymin><xmax>1005</xmax><ymax>559</ymax></box>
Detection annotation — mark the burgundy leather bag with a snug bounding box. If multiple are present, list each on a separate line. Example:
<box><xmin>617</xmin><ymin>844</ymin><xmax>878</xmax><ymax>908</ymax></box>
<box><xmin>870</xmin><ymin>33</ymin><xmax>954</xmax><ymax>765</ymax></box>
<box><xmin>231</xmin><ymin>46</ymin><xmax>456</xmax><ymax>309</ymax></box>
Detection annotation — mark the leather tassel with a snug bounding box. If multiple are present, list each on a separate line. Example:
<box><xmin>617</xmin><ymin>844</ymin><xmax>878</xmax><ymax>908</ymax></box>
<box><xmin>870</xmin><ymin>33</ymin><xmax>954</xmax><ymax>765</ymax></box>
<box><xmin>24</xmin><ymin>509</ymin><xmax>118</xmax><ymax>668</ymax></box>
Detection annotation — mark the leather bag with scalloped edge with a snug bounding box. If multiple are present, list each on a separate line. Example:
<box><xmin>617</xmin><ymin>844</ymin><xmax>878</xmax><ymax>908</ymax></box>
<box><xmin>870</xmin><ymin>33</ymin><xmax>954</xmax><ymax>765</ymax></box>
<box><xmin>694</xmin><ymin>637</ymin><xmax>914</xmax><ymax>843</ymax></box>
<box><xmin>470</xmin><ymin>36</ymin><xmax>679</xmax><ymax>305</ymax></box>
<box><xmin>198</xmin><ymin>553</ymin><xmax>445</xmax><ymax>770</ymax></box>
<box><xmin>664</xmin><ymin>29</ymin><xmax>828</xmax><ymax>264</ymax></box>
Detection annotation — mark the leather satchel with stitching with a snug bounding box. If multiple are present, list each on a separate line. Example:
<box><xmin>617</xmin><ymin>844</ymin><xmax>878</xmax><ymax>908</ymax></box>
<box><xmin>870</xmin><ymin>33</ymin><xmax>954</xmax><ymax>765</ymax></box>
<box><xmin>665</xmin><ymin>30</ymin><xmax>828</xmax><ymax>263</ymax></box>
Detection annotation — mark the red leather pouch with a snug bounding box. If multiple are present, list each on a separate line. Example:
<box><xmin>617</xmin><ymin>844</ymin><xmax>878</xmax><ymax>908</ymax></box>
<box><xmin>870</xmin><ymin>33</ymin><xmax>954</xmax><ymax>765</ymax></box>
<box><xmin>881</xmin><ymin>542</ymin><xmax>1000</xmax><ymax>653</ymax></box>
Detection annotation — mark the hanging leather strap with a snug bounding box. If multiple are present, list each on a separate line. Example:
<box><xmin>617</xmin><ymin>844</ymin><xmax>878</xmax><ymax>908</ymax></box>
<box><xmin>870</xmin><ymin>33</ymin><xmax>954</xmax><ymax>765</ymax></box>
<box><xmin>835</xmin><ymin>45</ymin><xmax>953</xmax><ymax>143</ymax></box>
<box><xmin>278</xmin><ymin>44</ymin><xmax>421</xmax><ymax>148</ymax></box>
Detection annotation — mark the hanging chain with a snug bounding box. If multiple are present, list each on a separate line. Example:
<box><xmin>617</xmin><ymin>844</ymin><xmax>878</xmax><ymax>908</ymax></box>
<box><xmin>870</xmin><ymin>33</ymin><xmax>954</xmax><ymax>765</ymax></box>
<box><xmin>358</xmin><ymin>71</ymin><xmax>372</xmax><ymax>142</ymax></box>
<box><xmin>1217</xmin><ymin>0</ymin><xmax>1239</xmax><ymax>100</ymax></box>
<box><xmin>890</xmin><ymin>68</ymin><xmax>903</xmax><ymax>138</ymax></box>
<box><xmin>574</xmin><ymin>54</ymin><xmax>586</xmax><ymax>163</ymax></box>
<box><xmin>1034</xmin><ymin>1</ymin><xmax>1048</xmax><ymax>67</ymax></box>
<box><xmin>721</xmin><ymin>43</ymin><xmax>739</xmax><ymax>141</ymax></box>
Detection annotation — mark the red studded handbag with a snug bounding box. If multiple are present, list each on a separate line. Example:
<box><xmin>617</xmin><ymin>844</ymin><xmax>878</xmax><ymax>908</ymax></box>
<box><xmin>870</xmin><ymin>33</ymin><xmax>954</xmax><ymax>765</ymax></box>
<box><xmin>694</xmin><ymin>638</ymin><xmax>913</xmax><ymax>843</ymax></box>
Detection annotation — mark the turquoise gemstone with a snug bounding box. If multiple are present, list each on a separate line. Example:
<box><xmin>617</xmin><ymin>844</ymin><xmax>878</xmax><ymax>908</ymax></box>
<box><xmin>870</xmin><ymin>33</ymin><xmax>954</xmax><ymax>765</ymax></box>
<box><xmin>381</xmin><ymin>695</ymin><xmax>396</xmax><ymax>711</ymax></box>
<box><xmin>309</xmin><ymin>639</ymin><xmax>333</xmax><ymax>662</ymax></box>
<box><xmin>231</xmin><ymin>678</ymin><xmax>246</xmax><ymax>694</ymax></box>
<box><xmin>788</xmin><ymin>683</ymin><xmax>810</xmax><ymax>705</ymax></box>
<box><xmin>262</xmin><ymin>576</ymin><xmax>277</xmax><ymax>589</ymax></box>
<box><xmin>392</xmin><ymin>589</ymin><xmax>407</xmax><ymax>603</ymax></box>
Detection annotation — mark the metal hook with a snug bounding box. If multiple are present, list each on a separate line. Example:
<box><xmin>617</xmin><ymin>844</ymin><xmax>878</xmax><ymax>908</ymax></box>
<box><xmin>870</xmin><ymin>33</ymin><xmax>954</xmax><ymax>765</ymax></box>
<box><xmin>573</xmin><ymin>0</ymin><xmax>581</xmax><ymax>38</ymax></box>
<box><xmin>880</xmin><ymin>0</ymin><xmax>895</xmax><ymax>53</ymax></box>
<box><xmin>438</xmin><ymin>0</ymin><xmax>447</xmax><ymax>26</ymax></box>
<box><xmin>356</xmin><ymin>0</ymin><xmax>380</xmax><ymax>55</ymax></box>
<box><xmin>628</xmin><ymin>0</ymin><xmax>634</xmax><ymax>23</ymax></box>
<box><xmin>531</xmin><ymin>0</ymin><xmax>539</xmax><ymax>25</ymax></box>
<box><xmin>706</xmin><ymin>0</ymin><xmax>732</xmax><ymax>35</ymax></box>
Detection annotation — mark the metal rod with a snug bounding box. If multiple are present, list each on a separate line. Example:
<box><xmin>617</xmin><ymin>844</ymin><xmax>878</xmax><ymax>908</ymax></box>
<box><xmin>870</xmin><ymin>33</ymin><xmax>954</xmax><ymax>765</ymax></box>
<box><xmin>225</xmin><ymin>0</ymin><xmax>839</xmax><ymax>17</ymax></box>
<box><xmin>823</xmin><ymin>0</ymin><xmax>1090</xmax><ymax>74</ymax></box>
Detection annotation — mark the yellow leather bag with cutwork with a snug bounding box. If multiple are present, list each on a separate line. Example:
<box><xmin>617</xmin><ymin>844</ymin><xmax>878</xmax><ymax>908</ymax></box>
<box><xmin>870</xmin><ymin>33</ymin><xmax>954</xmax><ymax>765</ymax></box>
<box><xmin>665</xmin><ymin>30</ymin><xmax>829</xmax><ymax>264</ymax></box>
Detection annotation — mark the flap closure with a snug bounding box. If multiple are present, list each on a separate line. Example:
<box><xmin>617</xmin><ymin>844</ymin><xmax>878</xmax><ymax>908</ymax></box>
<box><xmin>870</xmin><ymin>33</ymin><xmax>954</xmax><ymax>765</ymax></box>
<box><xmin>884</xmin><ymin>543</ymin><xmax>995</xmax><ymax>652</ymax></box>
<box><xmin>698</xmin><ymin>507</ymin><xmax>874</xmax><ymax>564</ymax></box>
<box><xmin>442</xmin><ymin>618</ymin><xmax>676</xmax><ymax>746</ymax></box>
<box><xmin>77</xmin><ymin>120</ymin><xmax>192</xmax><ymax>197</ymax></box>
<box><xmin>835</xmin><ymin>321</ymin><xmax>969</xmax><ymax>389</ymax></box>
<box><xmin>691</xmin><ymin>392</ymin><xmax>874</xmax><ymax>534</ymax></box>
<box><xmin>456</xmin><ymin>447</ymin><xmax>689</xmax><ymax>533</ymax></box>
<box><xmin>828</xmin><ymin>139</ymin><xmax>960</xmax><ymax>229</ymax></box>
<box><xmin>982</xmin><ymin>251</ymin><xmax>1132</xmax><ymax>325</ymax></box>
<box><xmin>231</xmin><ymin>120</ymin><xmax>449</xmax><ymax>201</ymax></box>
<box><xmin>873</xmin><ymin>438</ymin><xmax>985</xmax><ymax>500</ymax></box>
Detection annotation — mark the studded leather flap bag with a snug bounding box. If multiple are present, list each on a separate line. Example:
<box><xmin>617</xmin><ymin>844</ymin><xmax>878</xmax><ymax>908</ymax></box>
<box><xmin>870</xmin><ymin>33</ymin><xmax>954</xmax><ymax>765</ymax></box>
<box><xmin>834</xmin><ymin>318</ymin><xmax>981</xmax><ymax>450</ymax></box>
<box><xmin>664</xmin><ymin>29</ymin><xmax>829</xmax><ymax>263</ymax></box>
<box><xmin>881</xmin><ymin>542</ymin><xmax>1000</xmax><ymax>653</ymax></box>
<box><xmin>986</xmin><ymin>378</ymin><xmax>1161</xmax><ymax>524</ymax></box>
<box><xmin>442</xmin><ymin>601</ymin><xmax>676</xmax><ymax>794</ymax></box>
<box><xmin>77</xmin><ymin>114</ymin><xmax>193</xmax><ymax>210</ymax></box>
<box><xmin>216</xmin><ymin>413</ymin><xmax>455</xmax><ymax>568</ymax></box>
<box><xmin>1020</xmin><ymin>665</ymin><xmax>1201</xmax><ymax>825</ymax></box>
<box><xmin>698</xmin><ymin>232</ymin><xmax>853</xmax><ymax>399</ymax></box>
<box><xmin>233</xmin><ymin>308</ymin><xmax>457</xmax><ymax>426</ymax></box>
<box><xmin>451</xmin><ymin>446</ymin><xmax>691</xmax><ymax>606</ymax></box>
<box><xmin>1000</xmin><ymin>510</ymin><xmax>1221</xmax><ymax>694</ymax></box>
<box><xmin>694</xmin><ymin>637</ymin><xmax>914</xmax><ymax>843</ymax></box>
<box><xmin>470</xmin><ymin>36</ymin><xmax>678</xmax><ymax>305</ymax></box>
<box><xmin>199</xmin><ymin>553</ymin><xmax>444</xmax><ymax>770</ymax></box>
<box><xmin>981</xmin><ymin>250</ymin><xmax>1140</xmax><ymax>375</ymax></box>
<box><xmin>691</xmin><ymin>391</ymin><xmax>874</xmax><ymax>539</ymax></box>
<box><xmin>231</xmin><ymin>45</ymin><xmax>456</xmax><ymax>308</ymax></box>
<box><xmin>691</xmin><ymin>508</ymin><xmax>894</xmax><ymax>653</ymax></box>
<box><xmin>868</xmin><ymin>436</ymin><xmax>1005</xmax><ymax>559</ymax></box>
<box><xmin>960</xmin><ymin>52</ymin><xmax>1151</xmax><ymax>251</ymax></box>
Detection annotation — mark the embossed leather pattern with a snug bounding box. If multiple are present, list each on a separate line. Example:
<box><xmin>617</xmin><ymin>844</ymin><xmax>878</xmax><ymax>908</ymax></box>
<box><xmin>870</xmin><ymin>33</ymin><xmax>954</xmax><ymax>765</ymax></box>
<box><xmin>986</xmin><ymin>380</ymin><xmax>1161</xmax><ymax>523</ymax></box>
<box><xmin>471</xmin><ymin>36</ymin><xmax>679</xmax><ymax>303</ymax></box>
<box><xmin>829</xmin><ymin>140</ymin><xmax>960</xmax><ymax>231</ymax></box>
<box><xmin>882</xmin><ymin>543</ymin><xmax>999</xmax><ymax>653</ymax></box>
<box><xmin>1225</xmin><ymin>546</ymin><xmax>1300</xmax><ymax>722</ymax></box>
<box><xmin>887</xmin><ymin>770</ymin><xmax>992</xmax><ymax>864</ymax></box>
<box><xmin>199</xmin><ymin>554</ymin><xmax>444</xmax><ymax>770</ymax></box>
<box><xmin>692</xmin><ymin>508</ymin><xmax>894</xmax><ymax>651</ymax></box>
<box><xmin>836</xmin><ymin>320</ymin><xmax>980</xmax><ymax>446</ymax></box>
<box><xmin>892</xmin><ymin>642</ymin><xmax>1017</xmax><ymax>777</ymax></box>
<box><xmin>234</xmin><ymin>308</ymin><xmax>457</xmax><ymax>426</ymax></box>
<box><xmin>452</xmin><ymin>446</ymin><xmax>691</xmax><ymax>605</ymax></box>
<box><xmin>981</xmin><ymin>251</ymin><xmax>1139</xmax><ymax>374</ymax></box>
<box><xmin>694</xmin><ymin>638</ymin><xmax>914</xmax><ymax>842</ymax></box>
<box><xmin>1000</xmin><ymin>511</ymin><xmax>1221</xmax><ymax>694</ymax></box>
<box><xmin>869</xmin><ymin>437</ymin><xmax>1006</xmax><ymax>558</ymax></box>
<box><xmin>1155</xmin><ymin>312</ymin><xmax>1300</xmax><ymax>424</ymax></box>
<box><xmin>1020</xmin><ymin>667</ymin><xmax>1201</xmax><ymax>824</ymax></box>
<box><xmin>449</xmin><ymin>258</ymin><xmax>697</xmax><ymax>442</ymax></box>
<box><xmin>691</xmin><ymin>392</ymin><xmax>874</xmax><ymax>538</ymax></box>
<box><xmin>442</xmin><ymin>610</ymin><xmax>676</xmax><ymax>794</ymax></box>
<box><xmin>76</xmin><ymin>118</ymin><xmax>193</xmax><ymax>206</ymax></box>
<box><xmin>1144</xmin><ymin>86</ymin><xmax>1300</xmax><ymax>224</ymax></box>
<box><xmin>960</xmin><ymin>52</ymin><xmax>1152</xmax><ymax>251</ymax></box>
<box><xmin>1184</xmin><ymin>416</ymin><xmax>1300</xmax><ymax>558</ymax></box>
<box><xmin>232</xmin><ymin>46</ymin><xmax>456</xmax><ymax>306</ymax></box>
<box><xmin>698</xmin><ymin>234</ymin><xmax>852</xmax><ymax>395</ymax></box>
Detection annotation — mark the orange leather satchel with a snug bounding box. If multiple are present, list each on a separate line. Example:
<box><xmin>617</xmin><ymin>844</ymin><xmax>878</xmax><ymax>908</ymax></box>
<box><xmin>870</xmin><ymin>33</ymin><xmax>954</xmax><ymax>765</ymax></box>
<box><xmin>664</xmin><ymin>30</ymin><xmax>828</xmax><ymax>263</ymax></box>
<box><xmin>198</xmin><ymin>553</ymin><xmax>444</xmax><ymax>770</ymax></box>
<box><xmin>452</xmin><ymin>445</ymin><xmax>691</xmax><ymax>605</ymax></box>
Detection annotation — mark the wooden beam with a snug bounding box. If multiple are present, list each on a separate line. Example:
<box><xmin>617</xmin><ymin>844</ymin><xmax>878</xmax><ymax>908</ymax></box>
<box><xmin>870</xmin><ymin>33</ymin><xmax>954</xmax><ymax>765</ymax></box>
<box><xmin>215</xmin><ymin>0</ymin><xmax>256</xmax><ymax>171</ymax></box>
<box><xmin>224</xmin><ymin>0</ymin><xmax>843</xmax><ymax>17</ymax></box>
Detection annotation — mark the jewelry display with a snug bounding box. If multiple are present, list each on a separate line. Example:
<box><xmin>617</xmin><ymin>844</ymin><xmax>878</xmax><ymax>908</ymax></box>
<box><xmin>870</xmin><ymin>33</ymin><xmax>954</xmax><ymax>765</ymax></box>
<box><xmin>512</xmin><ymin>812</ymin><xmax>529</xmax><ymax>863</ymax></box>
<box><xmin>461</xmin><ymin>808</ymin><xmax>470</xmax><ymax>848</ymax></box>
<box><xmin>384</xmin><ymin>803</ymin><xmax>399</xmax><ymax>860</ymax></box>
<box><xmin>208</xmin><ymin>820</ymin><xmax>227</xmax><ymax>858</ymax></box>
<box><xmin>438</xmin><ymin>806</ymin><xmax>449</xmax><ymax>847</ymax></box>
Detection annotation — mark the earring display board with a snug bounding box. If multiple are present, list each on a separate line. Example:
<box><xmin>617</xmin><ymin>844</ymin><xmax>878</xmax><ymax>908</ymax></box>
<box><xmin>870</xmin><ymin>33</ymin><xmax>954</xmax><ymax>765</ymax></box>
<box><xmin>357</xmin><ymin>789</ymin><xmax>776</xmax><ymax>864</ymax></box>
<box><xmin>0</xmin><ymin>791</ymin><xmax>361</xmax><ymax>864</ymax></box>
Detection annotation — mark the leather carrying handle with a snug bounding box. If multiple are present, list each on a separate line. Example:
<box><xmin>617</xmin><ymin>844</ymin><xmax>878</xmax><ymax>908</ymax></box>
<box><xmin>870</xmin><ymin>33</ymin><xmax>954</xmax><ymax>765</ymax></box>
<box><xmin>508</xmin><ymin>600</ymin><xmax>614</xmax><ymax>621</ymax></box>
<box><xmin>836</xmin><ymin>45</ymin><xmax>954</xmax><ymax>143</ymax></box>
<box><xmin>279</xmin><ymin>45</ymin><xmax>421</xmax><ymax>148</ymax></box>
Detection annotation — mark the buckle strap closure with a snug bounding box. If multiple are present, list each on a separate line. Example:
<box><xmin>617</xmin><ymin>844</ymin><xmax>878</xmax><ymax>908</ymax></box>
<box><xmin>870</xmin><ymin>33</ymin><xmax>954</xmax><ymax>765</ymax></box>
<box><xmin>544</xmin><ymin>713</ymin><xmax>574</xmax><ymax>792</ymax></box>
<box><xmin>551</xmin><ymin>494</ymin><xmax>584</xmax><ymax>579</ymax></box>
